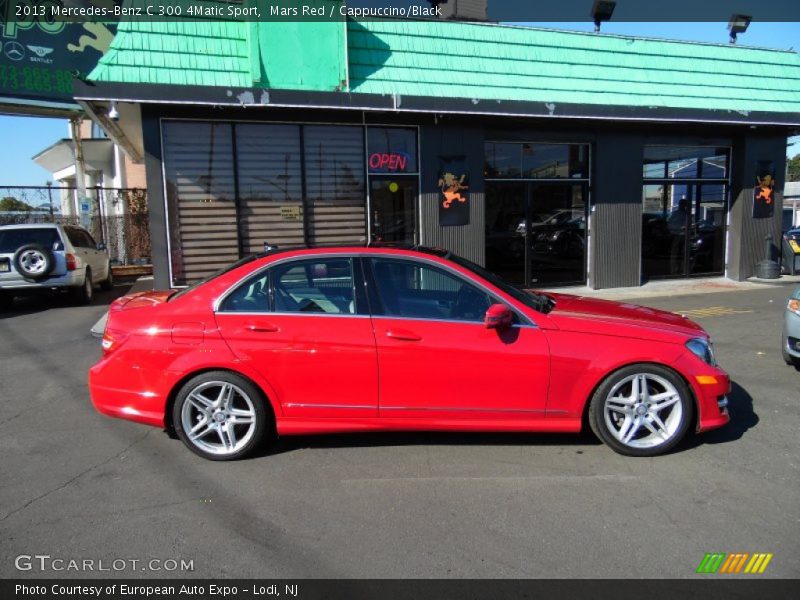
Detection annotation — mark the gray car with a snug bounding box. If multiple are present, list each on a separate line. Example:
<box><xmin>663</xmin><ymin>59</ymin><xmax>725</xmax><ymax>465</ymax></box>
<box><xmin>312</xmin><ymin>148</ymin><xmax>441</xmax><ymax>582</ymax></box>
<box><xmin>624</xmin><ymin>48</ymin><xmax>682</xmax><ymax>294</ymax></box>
<box><xmin>0</xmin><ymin>223</ymin><xmax>113</xmax><ymax>309</ymax></box>
<box><xmin>782</xmin><ymin>285</ymin><xmax>800</xmax><ymax>367</ymax></box>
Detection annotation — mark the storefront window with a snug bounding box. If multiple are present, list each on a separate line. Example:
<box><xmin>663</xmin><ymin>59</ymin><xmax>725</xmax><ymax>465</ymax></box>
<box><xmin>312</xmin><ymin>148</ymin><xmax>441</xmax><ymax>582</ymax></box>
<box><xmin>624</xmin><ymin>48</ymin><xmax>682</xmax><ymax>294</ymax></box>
<box><xmin>163</xmin><ymin>121</ymin><xmax>239</xmax><ymax>286</ymax></box>
<box><xmin>484</xmin><ymin>142</ymin><xmax>520</xmax><ymax>178</ymax></box>
<box><xmin>163</xmin><ymin>121</ymin><xmax>368</xmax><ymax>286</ymax></box>
<box><xmin>367</xmin><ymin>127</ymin><xmax>418</xmax><ymax>174</ymax></box>
<box><xmin>485</xmin><ymin>142</ymin><xmax>590</xmax><ymax>286</ymax></box>
<box><xmin>522</xmin><ymin>143</ymin><xmax>589</xmax><ymax>179</ymax></box>
<box><xmin>642</xmin><ymin>146</ymin><xmax>730</xmax><ymax>280</ymax></box>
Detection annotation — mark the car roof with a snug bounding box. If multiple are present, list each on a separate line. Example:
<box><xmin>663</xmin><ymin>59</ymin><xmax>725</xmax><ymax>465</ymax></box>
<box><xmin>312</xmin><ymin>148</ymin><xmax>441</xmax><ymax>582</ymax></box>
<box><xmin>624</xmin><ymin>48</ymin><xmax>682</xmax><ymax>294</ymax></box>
<box><xmin>0</xmin><ymin>223</ymin><xmax>62</xmax><ymax>230</ymax></box>
<box><xmin>256</xmin><ymin>243</ymin><xmax>451</xmax><ymax>260</ymax></box>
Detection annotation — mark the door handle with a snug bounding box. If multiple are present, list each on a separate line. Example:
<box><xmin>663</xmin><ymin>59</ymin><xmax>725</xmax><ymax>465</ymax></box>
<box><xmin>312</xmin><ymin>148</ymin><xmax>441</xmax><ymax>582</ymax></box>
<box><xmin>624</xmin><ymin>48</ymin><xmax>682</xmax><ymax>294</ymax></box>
<box><xmin>386</xmin><ymin>329</ymin><xmax>422</xmax><ymax>342</ymax></box>
<box><xmin>245</xmin><ymin>322</ymin><xmax>279</xmax><ymax>333</ymax></box>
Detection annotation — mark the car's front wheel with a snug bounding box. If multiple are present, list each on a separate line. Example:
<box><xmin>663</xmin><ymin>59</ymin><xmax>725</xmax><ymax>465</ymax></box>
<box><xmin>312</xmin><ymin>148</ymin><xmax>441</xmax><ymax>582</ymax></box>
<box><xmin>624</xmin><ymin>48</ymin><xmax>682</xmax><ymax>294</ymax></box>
<box><xmin>173</xmin><ymin>371</ymin><xmax>271</xmax><ymax>461</ymax></box>
<box><xmin>588</xmin><ymin>364</ymin><xmax>694</xmax><ymax>457</ymax></box>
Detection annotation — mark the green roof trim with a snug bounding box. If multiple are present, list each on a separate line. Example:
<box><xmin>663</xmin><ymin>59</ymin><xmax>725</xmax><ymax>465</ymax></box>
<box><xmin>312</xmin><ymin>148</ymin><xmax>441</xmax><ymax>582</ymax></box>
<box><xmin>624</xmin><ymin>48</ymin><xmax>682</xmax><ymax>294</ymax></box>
<box><xmin>89</xmin><ymin>14</ymin><xmax>800</xmax><ymax>116</ymax></box>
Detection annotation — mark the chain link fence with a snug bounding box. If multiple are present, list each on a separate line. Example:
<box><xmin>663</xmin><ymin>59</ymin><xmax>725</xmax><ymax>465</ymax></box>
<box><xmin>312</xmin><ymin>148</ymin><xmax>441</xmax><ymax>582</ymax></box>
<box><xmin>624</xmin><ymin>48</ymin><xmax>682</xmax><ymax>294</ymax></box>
<box><xmin>0</xmin><ymin>187</ymin><xmax>150</xmax><ymax>266</ymax></box>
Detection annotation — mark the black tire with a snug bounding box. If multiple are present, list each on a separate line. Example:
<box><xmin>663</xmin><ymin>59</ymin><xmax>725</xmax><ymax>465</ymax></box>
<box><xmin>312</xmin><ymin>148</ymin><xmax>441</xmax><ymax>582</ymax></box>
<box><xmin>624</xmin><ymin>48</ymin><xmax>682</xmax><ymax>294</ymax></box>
<box><xmin>588</xmin><ymin>363</ymin><xmax>694</xmax><ymax>457</ymax></box>
<box><xmin>13</xmin><ymin>244</ymin><xmax>55</xmax><ymax>281</ymax></box>
<box><xmin>71</xmin><ymin>269</ymin><xmax>93</xmax><ymax>305</ymax></box>
<box><xmin>100</xmin><ymin>264</ymin><xmax>114</xmax><ymax>291</ymax></box>
<box><xmin>173</xmin><ymin>371</ymin><xmax>272</xmax><ymax>461</ymax></box>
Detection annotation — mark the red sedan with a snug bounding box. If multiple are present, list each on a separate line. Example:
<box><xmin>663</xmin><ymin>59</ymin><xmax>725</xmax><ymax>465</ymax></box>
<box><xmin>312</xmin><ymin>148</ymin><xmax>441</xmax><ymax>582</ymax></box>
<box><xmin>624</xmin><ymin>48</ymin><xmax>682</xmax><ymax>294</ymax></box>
<box><xmin>89</xmin><ymin>246</ymin><xmax>730</xmax><ymax>460</ymax></box>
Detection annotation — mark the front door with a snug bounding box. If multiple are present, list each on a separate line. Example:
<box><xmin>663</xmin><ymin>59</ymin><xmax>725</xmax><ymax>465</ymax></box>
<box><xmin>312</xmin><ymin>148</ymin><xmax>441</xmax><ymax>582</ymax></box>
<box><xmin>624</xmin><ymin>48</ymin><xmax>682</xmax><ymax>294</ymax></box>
<box><xmin>370</xmin><ymin>177</ymin><xmax>418</xmax><ymax>244</ymax></box>
<box><xmin>214</xmin><ymin>256</ymin><xmax>379</xmax><ymax>418</ymax></box>
<box><xmin>365</xmin><ymin>256</ymin><xmax>549</xmax><ymax>419</ymax></box>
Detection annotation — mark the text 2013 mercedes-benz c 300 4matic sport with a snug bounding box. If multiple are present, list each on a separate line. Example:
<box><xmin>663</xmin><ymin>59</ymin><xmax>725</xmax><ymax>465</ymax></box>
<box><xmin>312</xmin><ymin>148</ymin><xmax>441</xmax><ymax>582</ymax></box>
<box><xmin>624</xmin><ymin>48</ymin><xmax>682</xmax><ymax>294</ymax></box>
<box><xmin>88</xmin><ymin>246</ymin><xmax>730</xmax><ymax>460</ymax></box>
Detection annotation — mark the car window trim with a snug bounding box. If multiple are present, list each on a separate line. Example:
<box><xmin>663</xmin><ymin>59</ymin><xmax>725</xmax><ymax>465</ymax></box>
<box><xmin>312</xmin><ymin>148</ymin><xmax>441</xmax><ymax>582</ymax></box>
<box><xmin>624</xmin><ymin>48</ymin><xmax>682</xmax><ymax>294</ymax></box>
<box><xmin>362</xmin><ymin>255</ymin><xmax>534</xmax><ymax>327</ymax></box>
<box><xmin>213</xmin><ymin>251</ymin><xmax>534</xmax><ymax>327</ymax></box>
<box><xmin>215</xmin><ymin>255</ymin><xmax>360</xmax><ymax>317</ymax></box>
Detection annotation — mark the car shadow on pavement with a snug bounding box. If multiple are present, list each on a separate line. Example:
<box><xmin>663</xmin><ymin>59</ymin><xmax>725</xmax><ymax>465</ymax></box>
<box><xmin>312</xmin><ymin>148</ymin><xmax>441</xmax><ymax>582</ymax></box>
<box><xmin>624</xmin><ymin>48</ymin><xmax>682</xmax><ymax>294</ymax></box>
<box><xmin>256</xmin><ymin>430</ymin><xmax>603</xmax><ymax>458</ymax></box>
<box><xmin>0</xmin><ymin>282</ymin><xmax>133</xmax><ymax>319</ymax></box>
<box><xmin>683</xmin><ymin>381</ymin><xmax>758</xmax><ymax>450</ymax></box>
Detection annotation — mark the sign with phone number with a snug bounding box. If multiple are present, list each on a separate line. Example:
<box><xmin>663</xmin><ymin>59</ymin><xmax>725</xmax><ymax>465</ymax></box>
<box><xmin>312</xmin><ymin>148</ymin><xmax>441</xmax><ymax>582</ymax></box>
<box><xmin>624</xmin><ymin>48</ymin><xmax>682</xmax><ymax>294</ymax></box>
<box><xmin>0</xmin><ymin>64</ymin><xmax>74</xmax><ymax>95</ymax></box>
<box><xmin>0</xmin><ymin>4</ymin><xmax>115</xmax><ymax>107</ymax></box>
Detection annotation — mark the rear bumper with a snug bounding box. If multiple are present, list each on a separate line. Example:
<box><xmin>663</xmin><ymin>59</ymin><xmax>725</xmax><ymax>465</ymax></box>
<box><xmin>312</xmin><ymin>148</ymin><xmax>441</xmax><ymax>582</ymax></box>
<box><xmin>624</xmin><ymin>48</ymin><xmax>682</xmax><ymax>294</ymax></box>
<box><xmin>0</xmin><ymin>270</ymin><xmax>83</xmax><ymax>291</ymax></box>
<box><xmin>88</xmin><ymin>360</ymin><xmax>167</xmax><ymax>428</ymax></box>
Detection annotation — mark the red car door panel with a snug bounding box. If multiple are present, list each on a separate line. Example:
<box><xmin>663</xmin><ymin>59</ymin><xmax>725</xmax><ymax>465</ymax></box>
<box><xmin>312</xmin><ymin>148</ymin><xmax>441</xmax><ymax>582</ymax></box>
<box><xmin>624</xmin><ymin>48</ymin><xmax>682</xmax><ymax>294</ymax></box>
<box><xmin>216</xmin><ymin>314</ymin><xmax>379</xmax><ymax>418</ymax></box>
<box><xmin>373</xmin><ymin>318</ymin><xmax>549</xmax><ymax>418</ymax></box>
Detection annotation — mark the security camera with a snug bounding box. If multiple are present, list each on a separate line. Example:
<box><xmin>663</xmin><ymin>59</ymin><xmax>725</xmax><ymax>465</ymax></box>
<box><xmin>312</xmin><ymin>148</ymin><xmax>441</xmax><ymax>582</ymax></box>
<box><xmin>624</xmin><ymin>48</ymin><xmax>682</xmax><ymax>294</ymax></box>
<box><xmin>107</xmin><ymin>102</ymin><xmax>120</xmax><ymax>121</ymax></box>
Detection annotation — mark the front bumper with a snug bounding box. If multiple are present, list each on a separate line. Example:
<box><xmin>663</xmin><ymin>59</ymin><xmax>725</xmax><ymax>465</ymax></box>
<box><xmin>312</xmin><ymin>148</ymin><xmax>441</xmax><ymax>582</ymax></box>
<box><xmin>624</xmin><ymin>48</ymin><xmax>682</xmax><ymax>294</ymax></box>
<box><xmin>673</xmin><ymin>354</ymin><xmax>731</xmax><ymax>432</ymax></box>
<box><xmin>783</xmin><ymin>311</ymin><xmax>800</xmax><ymax>358</ymax></box>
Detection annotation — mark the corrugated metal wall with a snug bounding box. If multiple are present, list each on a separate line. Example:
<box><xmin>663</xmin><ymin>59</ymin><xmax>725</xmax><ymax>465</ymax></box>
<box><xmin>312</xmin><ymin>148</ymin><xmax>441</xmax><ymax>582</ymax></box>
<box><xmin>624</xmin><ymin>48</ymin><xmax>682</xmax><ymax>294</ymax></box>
<box><xmin>728</xmin><ymin>135</ymin><xmax>787</xmax><ymax>280</ymax></box>
<box><xmin>418</xmin><ymin>123</ymin><xmax>485</xmax><ymax>265</ymax></box>
<box><xmin>590</xmin><ymin>134</ymin><xmax>645</xmax><ymax>289</ymax></box>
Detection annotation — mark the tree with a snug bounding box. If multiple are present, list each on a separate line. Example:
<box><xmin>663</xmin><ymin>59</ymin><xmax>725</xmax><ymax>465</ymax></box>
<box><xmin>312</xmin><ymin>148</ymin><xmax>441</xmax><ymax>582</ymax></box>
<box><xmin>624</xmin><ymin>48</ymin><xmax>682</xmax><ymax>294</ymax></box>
<box><xmin>788</xmin><ymin>154</ymin><xmax>800</xmax><ymax>182</ymax></box>
<box><xmin>0</xmin><ymin>197</ymin><xmax>35</xmax><ymax>212</ymax></box>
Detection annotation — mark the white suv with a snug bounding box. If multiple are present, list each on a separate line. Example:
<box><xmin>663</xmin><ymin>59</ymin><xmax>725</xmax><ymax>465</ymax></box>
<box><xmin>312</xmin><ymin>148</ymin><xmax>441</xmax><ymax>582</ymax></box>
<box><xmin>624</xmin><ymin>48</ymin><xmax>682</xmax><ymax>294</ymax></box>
<box><xmin>0</xmin><ymin>223</ymin><xmax>113</xmax><ymax>308</ymax></box>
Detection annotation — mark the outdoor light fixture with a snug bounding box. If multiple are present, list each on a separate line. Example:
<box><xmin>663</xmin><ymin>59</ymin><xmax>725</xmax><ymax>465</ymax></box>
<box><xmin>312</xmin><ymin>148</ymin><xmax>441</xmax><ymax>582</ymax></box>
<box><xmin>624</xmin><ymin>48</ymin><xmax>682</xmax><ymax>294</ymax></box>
<box><xmin>107</xmin><ymin>101</ymin><xmax>120</xmax><ymax>121</ymax></box>
<box><xmin>591</xmin><ymin>0</ymin><xmax>616</xmax><ymax>33</ymax></box>
<box><xmin>728</xmin><ymin>14</ymin><xmax>752</xmax><ymax>44</ymax></box>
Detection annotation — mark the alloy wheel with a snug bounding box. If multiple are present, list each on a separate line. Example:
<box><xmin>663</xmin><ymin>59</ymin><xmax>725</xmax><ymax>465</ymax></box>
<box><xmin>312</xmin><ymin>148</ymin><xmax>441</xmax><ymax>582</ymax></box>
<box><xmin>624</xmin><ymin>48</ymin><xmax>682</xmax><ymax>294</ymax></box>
<box><xmin>180</xmin><ymin>381</ymin><xmax>257</xmax><ymax>456</ymax></box>
<box><xmin>603</xmin><ymin>373</ymin><xmax>683</xmax><ymax>449</ymax></box>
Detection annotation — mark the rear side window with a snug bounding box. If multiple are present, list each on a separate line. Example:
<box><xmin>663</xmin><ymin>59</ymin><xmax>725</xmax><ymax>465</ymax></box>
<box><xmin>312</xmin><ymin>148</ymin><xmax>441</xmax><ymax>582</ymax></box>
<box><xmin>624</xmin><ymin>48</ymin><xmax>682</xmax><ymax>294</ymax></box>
<box><xmin>273</xmin><ymin>259</ymin><xmax>355</xmax><ymax>314</ymax></box>
<box><xmin>218</xmin><ymin>258</ymin><xmax>357</xmax><ymax>315</ymax></box>
<box><xmin>65</xmin><ymin>227</ymin><xmax>95</xmax><ymax>248</ymax></box>
<box><xmin>0</xmin><ymin>228</ymin><xmax>61</xmax><ymax>253</ymax></box>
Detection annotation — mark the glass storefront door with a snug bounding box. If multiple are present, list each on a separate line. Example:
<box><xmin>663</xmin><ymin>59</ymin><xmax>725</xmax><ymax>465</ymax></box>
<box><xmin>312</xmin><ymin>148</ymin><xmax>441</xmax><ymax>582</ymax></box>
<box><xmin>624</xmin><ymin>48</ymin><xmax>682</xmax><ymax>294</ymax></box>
<box><xmin>485</xmin><ymin>181</ymin><xmax>588</xmax><ymax>287</ymax></box>
<box><xmin>641</xmin><ymin>184</ymin><xmax>727</xmax><ymax>278</ymax></box>
<box><xmin>369</xmin><ymin>178</ymin><xmax>418</xmax><ymax>244</ymax></box>
<box><xmin>642</xmin><ymin>146</ymin><xmax>729</xmax><ymax>280</ymax></box>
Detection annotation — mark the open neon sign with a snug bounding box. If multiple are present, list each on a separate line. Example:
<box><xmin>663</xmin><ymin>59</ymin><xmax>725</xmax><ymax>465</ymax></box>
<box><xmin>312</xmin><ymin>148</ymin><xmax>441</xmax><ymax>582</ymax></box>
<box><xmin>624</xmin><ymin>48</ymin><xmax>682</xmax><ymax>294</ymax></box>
<box><xmin>368</xmin><ymin>152</ymin><xmax>410</xmax><ymax>172</ymax></box>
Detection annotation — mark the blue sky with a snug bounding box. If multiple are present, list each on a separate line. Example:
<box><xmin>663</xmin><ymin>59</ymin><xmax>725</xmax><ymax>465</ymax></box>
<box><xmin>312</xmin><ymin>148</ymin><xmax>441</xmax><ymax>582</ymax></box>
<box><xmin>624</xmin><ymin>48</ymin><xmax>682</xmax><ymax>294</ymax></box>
<box><xmin>0</xmin><ymin>21</ymin><xmax>798</xmax><ymax>186</ymax></box>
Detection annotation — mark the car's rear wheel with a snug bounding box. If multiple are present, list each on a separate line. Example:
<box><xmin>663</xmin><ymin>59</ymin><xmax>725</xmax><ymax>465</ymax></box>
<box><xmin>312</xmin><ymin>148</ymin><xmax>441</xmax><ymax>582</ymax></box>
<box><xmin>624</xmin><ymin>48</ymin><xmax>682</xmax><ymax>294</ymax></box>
<box><xmin>100</xmin><ymin>264</ymin><xmax>114</xmax><ymax>290</ymax></box>
<box><xmin>173</xmin><ymin>371</ymin><xmax>270</xmax><ymax>461</ymax></box>
<box><xmin>71</xmin><ymin>269</ymin><xmax>93</xmax><ymax>305</ymax></box>
<box><xmin>588</xmin><ymin>364</ymin><xmax>694</xmax><ymax>457</ymax></box>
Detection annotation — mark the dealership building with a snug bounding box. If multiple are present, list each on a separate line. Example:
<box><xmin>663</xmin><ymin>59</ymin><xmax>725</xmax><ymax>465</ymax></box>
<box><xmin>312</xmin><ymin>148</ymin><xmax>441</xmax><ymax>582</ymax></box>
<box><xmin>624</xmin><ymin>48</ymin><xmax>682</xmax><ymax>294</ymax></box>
<box><xmin>73</xmin><ymin>11</ymin><xmax>800</xmax><ymax>289</ymax></box>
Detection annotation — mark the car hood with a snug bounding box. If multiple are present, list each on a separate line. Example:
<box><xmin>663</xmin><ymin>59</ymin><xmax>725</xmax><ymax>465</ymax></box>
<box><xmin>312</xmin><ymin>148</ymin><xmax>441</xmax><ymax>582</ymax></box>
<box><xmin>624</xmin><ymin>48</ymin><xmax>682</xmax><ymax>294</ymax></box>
<box><xmin>543</xmin><ymin>293</ymin><xmax>706</xmax><ymax>339</ymax></box>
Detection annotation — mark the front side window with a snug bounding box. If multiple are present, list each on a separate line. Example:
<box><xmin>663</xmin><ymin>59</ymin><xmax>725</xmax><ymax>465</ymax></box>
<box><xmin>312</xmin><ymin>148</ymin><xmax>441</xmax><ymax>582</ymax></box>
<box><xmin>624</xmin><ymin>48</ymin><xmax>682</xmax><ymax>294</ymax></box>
<box><xmin>368</xmin><ymin>258</ymin><xmax>492</xmax><ymax>323</ymax></box>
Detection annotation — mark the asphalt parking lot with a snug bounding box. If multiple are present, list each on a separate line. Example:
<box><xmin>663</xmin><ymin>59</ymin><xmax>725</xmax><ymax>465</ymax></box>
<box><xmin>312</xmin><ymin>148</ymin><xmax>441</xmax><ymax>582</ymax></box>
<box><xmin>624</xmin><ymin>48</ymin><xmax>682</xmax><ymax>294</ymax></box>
<box><xmin>0</xmin><ymin>281</ymin><xmax>798</xmax><ymax>579</ymax></box>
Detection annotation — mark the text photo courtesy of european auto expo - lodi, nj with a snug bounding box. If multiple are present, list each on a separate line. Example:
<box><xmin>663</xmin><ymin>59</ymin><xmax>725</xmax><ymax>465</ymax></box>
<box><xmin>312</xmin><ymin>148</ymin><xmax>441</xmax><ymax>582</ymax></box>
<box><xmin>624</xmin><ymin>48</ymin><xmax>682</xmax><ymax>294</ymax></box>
<box><xmin>1</xmin><ymin>0</ymin><xmax>799</xmax><ymax>599</ymax></box>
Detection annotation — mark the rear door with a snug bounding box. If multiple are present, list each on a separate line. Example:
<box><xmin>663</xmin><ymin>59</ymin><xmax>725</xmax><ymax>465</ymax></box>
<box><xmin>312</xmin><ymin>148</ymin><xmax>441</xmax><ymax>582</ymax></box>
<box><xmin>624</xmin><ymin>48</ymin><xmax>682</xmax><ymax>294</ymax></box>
<box><xmin>214</xmin><ymin>256</ymin><xmax>379</xmax><ymax>418</ymax></box>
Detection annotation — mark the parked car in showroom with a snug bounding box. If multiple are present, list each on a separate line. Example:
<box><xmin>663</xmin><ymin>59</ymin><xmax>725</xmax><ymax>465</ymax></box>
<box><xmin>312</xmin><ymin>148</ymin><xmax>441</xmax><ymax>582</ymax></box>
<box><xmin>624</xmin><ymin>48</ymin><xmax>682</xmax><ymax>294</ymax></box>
<box><xmin>89</xmin><ymin>246</ymin><xmax>730</xmax><ymax>461</ymax></box>
<box><xmin>782</xmin><ymin>285</ymin><xmax>800</xmax><ymax>367</ymax></box>
<box><xmin>0</xmin><ymin>223</ymin><xmax>113</xmax><ymax>309</ymax></box>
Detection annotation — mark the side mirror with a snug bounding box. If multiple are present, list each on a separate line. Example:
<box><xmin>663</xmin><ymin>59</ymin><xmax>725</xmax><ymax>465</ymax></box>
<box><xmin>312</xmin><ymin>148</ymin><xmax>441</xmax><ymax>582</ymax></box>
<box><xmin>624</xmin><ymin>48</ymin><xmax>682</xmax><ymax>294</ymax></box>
<box><xmin>96</xmin><ymin>242</ymin><xmax>107</xmax><ymax>251</ymax></box>
<box><xmin>485</xmin><ymin>303</ymin><xmax>513</xmax><ymax>330</ymax></box>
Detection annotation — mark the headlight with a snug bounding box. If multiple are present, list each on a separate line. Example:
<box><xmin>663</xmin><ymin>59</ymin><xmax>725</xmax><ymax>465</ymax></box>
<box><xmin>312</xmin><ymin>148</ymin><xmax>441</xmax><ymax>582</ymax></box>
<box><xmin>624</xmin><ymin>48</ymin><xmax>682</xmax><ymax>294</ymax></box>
<box><xmin>686</xmin><ymin>337</ymin><xmax>716</xmax><ymax>366</ymax></box>
<box><xmin>788</xmin><ymin>298</ymin><xmax>800</xmax><ymax>316</ymax></box>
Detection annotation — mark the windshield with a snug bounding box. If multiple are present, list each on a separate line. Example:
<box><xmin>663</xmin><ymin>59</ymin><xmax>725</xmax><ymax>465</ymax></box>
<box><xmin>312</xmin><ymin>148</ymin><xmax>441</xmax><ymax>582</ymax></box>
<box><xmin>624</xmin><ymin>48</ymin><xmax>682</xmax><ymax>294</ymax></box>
<box><xmin>0</xmin><ymin>228</ymin><xmax>61</xmax><ymax>253</ymax></box>
<box><xmin>168</xmin><ymin>254</ymin><xmax>262</xmax><ymax>301</ymax></box>
<box><xmin>445</xmin><ymin>252</ymin><xmax>555</xmax><ymax>314</ymax></box>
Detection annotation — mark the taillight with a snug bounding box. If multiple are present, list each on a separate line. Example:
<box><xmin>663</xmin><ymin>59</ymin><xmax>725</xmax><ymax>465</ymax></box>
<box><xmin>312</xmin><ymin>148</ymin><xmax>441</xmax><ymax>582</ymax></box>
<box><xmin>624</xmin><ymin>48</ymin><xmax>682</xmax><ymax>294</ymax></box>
<box><xmin>66</xmin><ymin>253</ymin><xmax>77</xmax><ymax>271</ymax></box>
<box><xmin>102</xmin><ymin>328</ymin><xmax>128</xmax><ymax>354</ymax></box>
